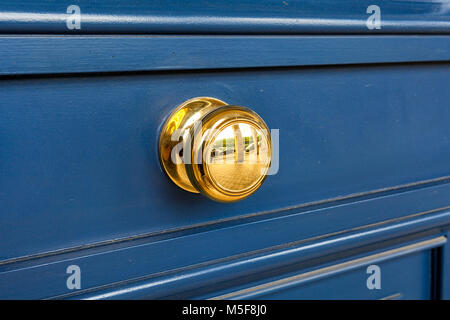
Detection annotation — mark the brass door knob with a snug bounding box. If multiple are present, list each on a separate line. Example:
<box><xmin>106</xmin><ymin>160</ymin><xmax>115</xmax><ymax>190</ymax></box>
<box><xmin>159</xmin><ymin>97</ymin><xmax>271</xmax><ymax>202</ymax></box>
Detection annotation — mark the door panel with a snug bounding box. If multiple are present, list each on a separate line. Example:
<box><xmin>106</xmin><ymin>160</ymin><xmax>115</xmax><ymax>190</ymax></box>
<box><xmin>1</xmin><ymin>64</ymin><xmax>450</xmax><ymax>260</ymax></box>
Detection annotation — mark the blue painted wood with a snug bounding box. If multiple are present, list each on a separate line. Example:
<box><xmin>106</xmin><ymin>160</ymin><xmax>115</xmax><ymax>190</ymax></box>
<box><xmin>0</xmin><ymin>0</ymin><xmax>449</xmax><ymax>34</ymax></box>
<box><xmin>0</xmin><ymin>5</ymin><xmax>449</xmax><ymax>298</ymax></box>
<box><xmin>0</xmin><ymin>64</ymin><xmax>450</xmax><ymax>260</ymax></box>
<box><xmin>240</xmin><ymin>251</ymin><xmax>434</xmax><ymax>300</ymax></box>
<box><xmin>1</xmin><ymin>63</ymin><xmax>450</xmax><ymax>262</ymax></box>
<box><xmin>202</xmin><ymin>237</ymin><xmax>446</xmax><ymax>300</ymax></box>
<box><xmin>1</xmin><ymin>36</ymin><xmax>450</xmax><ymax>76</ymax></box>
<box><xmin>0</xmin><ymin>187</ymin><xmax>448</xmax><ymax>299</ymax></box>
<box><xmin>68</xmin><ymin>234</ymin><xmax>447</xmax><ymax>299</ymax></box>
<box><xmin>442</xmin><ymin>231</ymin><xmax>450</xmax><ymax>300</ymax></box>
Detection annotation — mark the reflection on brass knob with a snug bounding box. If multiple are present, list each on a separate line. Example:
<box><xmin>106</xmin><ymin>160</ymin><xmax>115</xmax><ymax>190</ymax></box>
<box><xmin>159</xmin><ymin>97</ymin><xmax>271</xmax><ymax>202</ymax></box>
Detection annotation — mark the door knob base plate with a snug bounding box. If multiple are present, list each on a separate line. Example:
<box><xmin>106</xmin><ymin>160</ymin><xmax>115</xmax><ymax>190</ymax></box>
<box><xmin>159</xmin><ymin>97</ymin><xmax>228</xmax><ymax>193</ymax></box>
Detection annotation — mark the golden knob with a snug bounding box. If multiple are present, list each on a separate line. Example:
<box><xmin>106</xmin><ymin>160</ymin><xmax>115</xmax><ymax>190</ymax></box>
<box><xmin>159</xmin><ymin>97</ymin><xmax>272</xmax><ymax>202</ymax></box>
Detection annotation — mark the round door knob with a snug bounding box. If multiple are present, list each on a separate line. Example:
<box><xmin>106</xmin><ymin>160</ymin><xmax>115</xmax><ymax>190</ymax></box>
<box><xmin>159</xmin><ymin>97</ymin><xmax>271</xmax><ymax>202</ymax></box>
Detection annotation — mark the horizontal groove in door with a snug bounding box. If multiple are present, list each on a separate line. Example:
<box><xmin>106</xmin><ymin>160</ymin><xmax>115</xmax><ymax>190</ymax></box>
<box><xmin>1</xmin><ymin>0</ymin><xmax>449</xmax><ymax>34</ymax></box>
<box><xmin>1</xmin><ymin>36</ymin><xmax>450</xmax><ymax>76</ymax></box>
<box><xmin>210</xmin><ymin>236</ymin><xmax>447</xmax><ymax>300</ymax></box>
